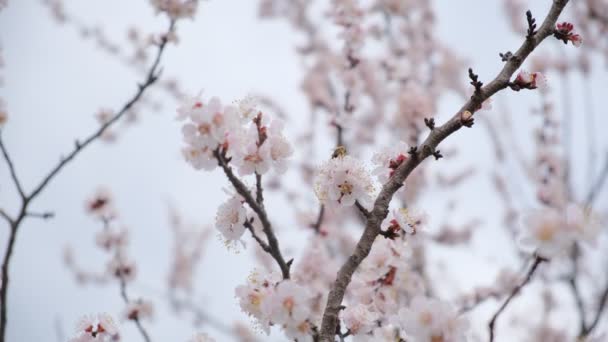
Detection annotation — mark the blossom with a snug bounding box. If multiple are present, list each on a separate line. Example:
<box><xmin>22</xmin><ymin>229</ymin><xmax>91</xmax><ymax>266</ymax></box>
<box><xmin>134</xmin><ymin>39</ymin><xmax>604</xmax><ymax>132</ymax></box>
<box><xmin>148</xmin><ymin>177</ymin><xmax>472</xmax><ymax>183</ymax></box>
<box><xmin>554</xmin><ymin>22</ymin><xmax>582</xmax><ymax>47</ymax></box>
<box><xmin>517</xmin><ymin>206</ymin><xmax>581</xmax><ymax>258</ymax></box>
<box><xmin>95</xmin><ymin>227</ymin><xmax>128</xmax><ymax>251</ymax></box>
<box><xmin>261</xmin><ymin>280</ymin><xmax>313</xmax><ymax>325</ymax></box>
<box><xmin>123</xmin><ymin>299</ymin><xmax>154</xmax><ymax>321</ymax></box>
<box><xmin>85</xmin><ymin>188</ymin><xmax>116</xmax><ymax>219</ymax></box>
<box><xmin>512</xmin><ymin>70</ymin><xmax>547</xmax><ymax>90</ymax></box>
<box><xmin>283</xmin><ymin>320</ymin><xmax>314</xmax><ymax>342</ymax></box>
<box><xmin>182</xmin><ymin>145</ymin><xmax>217</xmax><ymax>171</ymax></box>
<box><xmin>371</xmin><ymin>142</ymin><xmax>409</xmax><ymax>183</ymax></box>
<box><xmin>150</xmin><ymin>0</ymin><xmax>198</xmax><ymax>20</ymax></box>
<box><xmin>107</xmin><ymin>255</ymin><xmax>137</xmax><ymax>282</ymax></box>
<box><xmin>235</xmin><ymin>271</ymin><xmax>281</xmax><ymax>333</ymax></box>
<box><xmin>394</xmin><ymin>296</ymin><xmax>468</xmax><ymax>342</ymax></box>
<box><xmin>188</xmin><ymin>333</ymin><xmax>216</xmax><ymax>342</ymax></box>
<box><xmin>390</xmin><ymin>207</ymin><xmax>428</xmax><ymax>235</ymax></box>
<box><xmin>231</xmin><ymin>116</ymin><xmax>293</xmax><ymax>176</ymax></box>
<box><xmin>180</xmin><ymin>96</ymin><xmax>240</xmax><ymax>151</ymax></box>
<box><xmin>314</xmin><ymin>155</ymin><xmax>375</xmax><ymax>207</ymax></box>
<box><xmin>519</xmin><ymin>204</ymin><xmax>600</xmax><ymax>258</ymax></box>
<box><xmin>215</xmin><ymin>195</ymin><xmax>247</xmax><ymax>242</ymax></box>
<box><xmin>341</xmin><ymin>303</ymin><xmax>378</xmax><ymax>335</ymax></box>
<box><xmin>69</xmin><ymin>313</ymin><xmax>120</xmax><ymax>342</ymax></box>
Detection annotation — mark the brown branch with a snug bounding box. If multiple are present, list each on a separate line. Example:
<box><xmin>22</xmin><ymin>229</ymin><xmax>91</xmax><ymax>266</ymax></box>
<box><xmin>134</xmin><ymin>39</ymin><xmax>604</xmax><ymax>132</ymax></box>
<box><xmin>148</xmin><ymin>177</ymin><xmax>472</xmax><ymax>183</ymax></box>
<box><xmin>244</xmin><ymin>220</ymin><xmax>271</xmax><ymax>253</ymax></box>
<box><xmin>0</xmin><ymin>19</ymin><xmax>176</xmax><ymax>342</ymax></box>
<box><xmin>488</xmin><ymin>256</ymin><xmax>544</xmax><ymax>342</ymax></box>
<box><xmin>311</xmin><ymin>205</ymin><xmax>325</xmax><ymax>234</ymax></box>
<box><xmin>255</xmin><ymin>172</ymin><xmax>264</xmax><ymax>204</ymax></box>
<box><xmin>354</xmin><ymin>201</ymin><xmax>370</xmax><ymax>219</ymax></box>
<box><xmin>318</xmin><ymin>1</ymin><xmax>570</xmax><ymax>340</ymax></box>
<box><xmin>214</xmin><ymin>150</ymin><xmax>291</xmax><ymax>279</ymax></box>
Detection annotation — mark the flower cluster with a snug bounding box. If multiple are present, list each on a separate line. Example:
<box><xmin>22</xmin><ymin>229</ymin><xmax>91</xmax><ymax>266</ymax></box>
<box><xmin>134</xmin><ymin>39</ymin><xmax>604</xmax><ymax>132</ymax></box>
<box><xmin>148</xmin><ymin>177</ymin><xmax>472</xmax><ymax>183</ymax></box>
<box><xmin>518</xmin><ymin>203</ymin><xmax>600</xmax><ymax>258</ymax></box>
<box><xmin>149</xmin><ymin>0</ymin><xmax>198</xmax><ymax>20</ymax></box>
<box><xmin>314</xmin><ymin>154</ymin><xmax>375</xmax><ymax>208</ymax></box>
<box><xmin>69</xmin><ymin>313</ymin><xmax>120</xmax><ymax>342</ymax></box>
<box><xmin>554</xmin><ymin>22</ymin><xmax>582</xmax><ymax>47</ymax></box>
<box><xmin>394</xmin><ymin>296</ymin><xmax>469</xmax><ymax>342</ymax></box>
<box><xmin>235</xmin><ymin>272</ymin><xmax>315</xmax><ymax>341</ymax></box>
<box><xmin>510</xmin><ymin>70</ymin><xmax>547</xmax><ymax>91</ymax></box>
<box><xmin>178</xmin><ymin>95</ymin><xmax>293</xmax><ymax>175</ymax></box>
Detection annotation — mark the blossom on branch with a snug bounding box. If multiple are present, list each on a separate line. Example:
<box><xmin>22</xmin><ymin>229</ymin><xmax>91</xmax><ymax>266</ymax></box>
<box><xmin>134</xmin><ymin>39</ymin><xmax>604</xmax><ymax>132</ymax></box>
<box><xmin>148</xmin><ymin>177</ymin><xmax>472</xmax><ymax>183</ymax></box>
<box><xmin>215</xmin><ymin>195</ymin><xmax>247</xmax><ymax>244</ymax></box>
<box><xmin>554</xmin><ymin>22</ymin><xmax>583</xmax><ymax>47</ymax></box>
<box><xmin>314</xmin><ymin>155</ymin><xmax>375</xmax><ymax>208</ymax></box>
<box><xmin>69</xmin><ymin>313</ymin><xmax>120</xmax><ymax>342</ymax></box>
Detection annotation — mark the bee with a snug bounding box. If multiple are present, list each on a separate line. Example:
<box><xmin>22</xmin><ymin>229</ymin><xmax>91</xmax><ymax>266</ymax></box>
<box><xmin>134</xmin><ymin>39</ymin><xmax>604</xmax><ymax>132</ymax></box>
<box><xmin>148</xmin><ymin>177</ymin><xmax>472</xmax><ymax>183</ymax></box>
<box><xmin>331</xmin><ymin>145</ymin><xmax>347</xmax><ymax>159</ymax></box>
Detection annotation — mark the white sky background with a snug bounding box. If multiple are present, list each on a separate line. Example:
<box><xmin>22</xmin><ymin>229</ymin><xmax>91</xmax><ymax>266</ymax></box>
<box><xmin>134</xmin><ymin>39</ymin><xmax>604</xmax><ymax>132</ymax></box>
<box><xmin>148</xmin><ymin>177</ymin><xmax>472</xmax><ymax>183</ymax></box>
<box><xmin>1</xmin><ymin>1</ymin><xmax>607</xmax><ymax>341</ymax></box>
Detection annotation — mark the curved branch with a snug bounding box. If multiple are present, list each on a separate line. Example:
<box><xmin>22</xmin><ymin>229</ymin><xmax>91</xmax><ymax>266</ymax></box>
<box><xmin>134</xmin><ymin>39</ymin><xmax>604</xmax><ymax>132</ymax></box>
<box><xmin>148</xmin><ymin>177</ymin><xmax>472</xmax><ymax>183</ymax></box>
<box><xmin>318</xmin><ymin>1</ymin><xmax>570</xmax><ymax>340</ymax></box>
<box><xmin>488</xmin><ymin>256</ymin><xmax>544</xmax><ymax>342</ymax></box>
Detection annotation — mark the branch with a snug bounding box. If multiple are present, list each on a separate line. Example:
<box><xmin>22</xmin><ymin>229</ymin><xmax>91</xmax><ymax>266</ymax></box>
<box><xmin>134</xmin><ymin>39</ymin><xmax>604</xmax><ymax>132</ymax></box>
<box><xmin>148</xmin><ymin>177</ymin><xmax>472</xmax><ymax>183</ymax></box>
<box><xmin>585</xmin><ymin>152</ymin><xmax>608</xmax><ymax>206</ymax></box>
<box><xmin>119</xmin><ymin>278</ymin><xmax>152</xmax><ymax>342</ymax></box>
<box><xmin>0</xmin><ymin>19</ymin><xmax>176</xmax><ymax>341</ymax></box>
<box><xmin>311</xmin><ymin>205</ymin><xmax>325</xmax><ymax>234</ymax></box>
<box><xmin>488</xmin><ymin>256</ymin><xmax>544</xmax><ymax>342</ymax></box>
<box><xmin>27</xmin><ymin>20</ymin><xmax>175</xmax><ymax>203</ymax></box>
<box><xmin>0</xmin><ymin>131</ymin><xmax>26</xmax><ymax>200</ymax></box>
<box><xmin>214</xmin><ymin>150</ymin><xmax>291</xmax><ymax>279</ymax></box>
<box><xmin>567</xmin><ymin>243</ymin><xmax>587</xmax><ymax>335</ymax></box>
<box><xmin>581</xmin><ymin>268</ymin><xmax>608</xmax><ymax>337</ymax></box>
<box><xmin>317</xmin><ymin>1</ymin><xmax>570</xmax><ymax>340</ymax></box>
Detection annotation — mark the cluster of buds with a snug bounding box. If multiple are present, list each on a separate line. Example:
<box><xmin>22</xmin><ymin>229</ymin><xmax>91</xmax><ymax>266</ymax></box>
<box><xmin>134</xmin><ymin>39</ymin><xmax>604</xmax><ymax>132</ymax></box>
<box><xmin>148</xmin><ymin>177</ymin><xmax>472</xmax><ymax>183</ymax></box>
<box><xmin>509</xmin><ymin>70</ymin><xmax>547</xmax><ymax>91</ymax></box>
<box><xmin>554</xmin><ymin>22</ymin><xmax>582</xmax><ymax>47</ymax></box>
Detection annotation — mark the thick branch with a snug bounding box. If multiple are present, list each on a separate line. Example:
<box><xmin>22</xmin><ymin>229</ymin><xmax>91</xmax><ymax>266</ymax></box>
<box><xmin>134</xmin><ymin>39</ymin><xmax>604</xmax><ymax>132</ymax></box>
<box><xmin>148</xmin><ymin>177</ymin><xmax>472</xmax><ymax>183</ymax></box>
<box><xmin>214</xmin><ymin>150</ymin><xmax>291</xmax><ymax>279</ymax></box>
<box><xmin>488</xmin><ymin>256</ymin><xmax>544</xmax><ymax>342</ymax></box>
<box><xmin>318</xmin><ymin>1</ymin><xmax>570</xmax><ymax>340</ymax></box>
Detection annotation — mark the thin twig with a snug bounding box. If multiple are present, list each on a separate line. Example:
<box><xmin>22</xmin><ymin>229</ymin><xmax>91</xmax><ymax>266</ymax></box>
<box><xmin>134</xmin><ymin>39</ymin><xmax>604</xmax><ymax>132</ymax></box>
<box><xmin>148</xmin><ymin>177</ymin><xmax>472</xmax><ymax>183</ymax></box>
<box><xmin>311</xmin><ymin>205</ymin><xmax>325</xmax><ymax>234</ymax></box>
<box><xmin>568</xmin><ymin>243</ymin><xmax>587</xmax><ymax>335</ymax></box>
<box><xmin>0</xmin><ymin>132</ymin><xmax>26</xmax><ymax>200</ymax></box>
<box><xmin>585</xmin><ymin>152</ymin><xmax>608</xmax><ymax>206</ymax></box>
<box><xmin>318</xmin><ymin>1</ymin><xmax>571</xmax><ymax>339</ymax></box>
<box><xmin>119</xmin><ymin>278</ymin><xmax>152</xmax><ymax>342</ymax></box>
<box><xmin>0</xmin><ymin>19</ymin><xmax>176</xmax><ymax>342</ymax></box>
<box><xmin>244</xmin><ymin>220</ymin><xmax>271</xmax><ymax>253</ymax></box>
<box><xmin>580</xmin><ymin>265</ymin><xmax>608</xmax><ymax>337</ymax></box>
<box><xmin>488</xmin><ymin>256</ymin><xmax>544</xmax><ymax>342</ymax></box>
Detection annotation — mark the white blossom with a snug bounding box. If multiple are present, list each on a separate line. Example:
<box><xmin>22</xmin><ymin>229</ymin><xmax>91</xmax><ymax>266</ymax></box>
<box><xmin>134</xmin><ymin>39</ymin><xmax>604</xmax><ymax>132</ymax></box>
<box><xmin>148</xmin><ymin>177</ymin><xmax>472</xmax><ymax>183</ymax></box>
<box><xmin>314</xmin><ymin>155</ymin><xmax>375</xmax><ymax>208</ymax></box>
<box><xmin>215</xmin><ymin>195</ymin><xmax>247</xmax><ymax>242</ymax></box>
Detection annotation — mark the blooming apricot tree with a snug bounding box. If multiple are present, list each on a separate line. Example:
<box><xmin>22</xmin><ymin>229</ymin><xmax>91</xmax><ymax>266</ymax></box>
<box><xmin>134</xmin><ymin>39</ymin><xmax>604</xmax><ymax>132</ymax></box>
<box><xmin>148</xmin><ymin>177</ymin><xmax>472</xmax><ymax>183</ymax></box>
<box><xmin>1</xmin><ymin>0</ymin><xmax>608</xmax><ymax>341</ymax></box>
